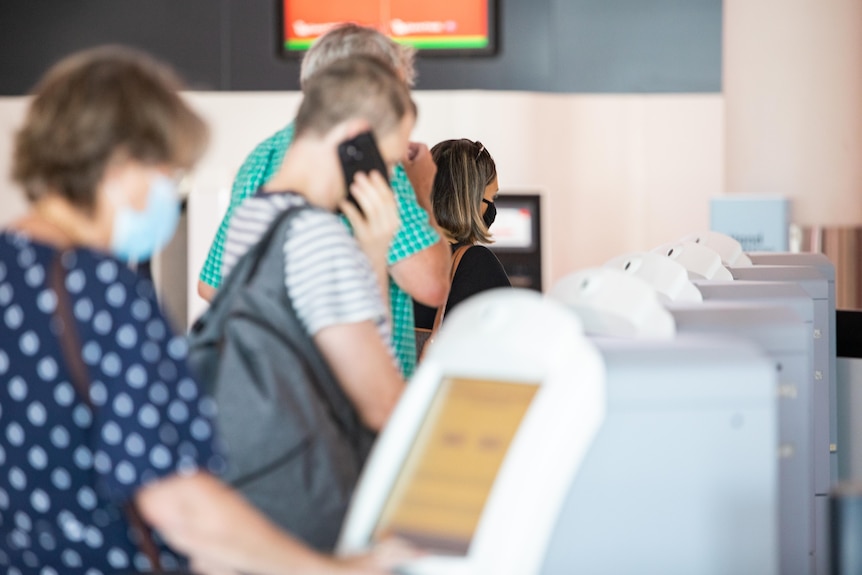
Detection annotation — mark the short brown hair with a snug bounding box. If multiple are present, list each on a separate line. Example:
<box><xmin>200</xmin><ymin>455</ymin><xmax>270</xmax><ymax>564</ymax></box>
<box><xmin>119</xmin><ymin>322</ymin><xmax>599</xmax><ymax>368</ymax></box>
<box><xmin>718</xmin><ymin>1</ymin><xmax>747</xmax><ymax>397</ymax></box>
<box><xmin>294</xmin><ymin>55</ymin><xmax>415</xmax><ymax>141</ymax></box>
<box><xmin>300</xmin><ymin>23</ymin><xmax>417</xmax><ymax>88</ymax></box>
<box><xmin>13</xmin><ymin>45</ymin><xmax>207</xmax><ymax>212</ymax></box>
<box><xmin>431</xmin><ymin>139</ymin><xmax>498</xmax><ymax>244</ymax></box>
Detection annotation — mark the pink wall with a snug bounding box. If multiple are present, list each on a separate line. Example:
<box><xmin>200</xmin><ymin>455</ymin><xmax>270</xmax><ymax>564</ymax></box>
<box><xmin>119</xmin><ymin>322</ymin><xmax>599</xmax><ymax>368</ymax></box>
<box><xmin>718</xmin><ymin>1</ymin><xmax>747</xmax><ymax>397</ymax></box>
<box><xmin>724</xmin><ymin>0</ymin><xmax>862</xmax><ymax>226</ymax></box>
<box><xmin>0</xmin><ymin>91</ymin><xmax>723</xmax><ymax>324</ymax></box>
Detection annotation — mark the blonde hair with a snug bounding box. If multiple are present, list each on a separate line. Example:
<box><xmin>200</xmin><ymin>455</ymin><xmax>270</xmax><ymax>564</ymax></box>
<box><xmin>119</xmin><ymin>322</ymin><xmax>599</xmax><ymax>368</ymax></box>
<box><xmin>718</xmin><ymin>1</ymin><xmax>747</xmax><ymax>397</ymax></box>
<box><xmin>13</xmin><ymin>45</ymin><xmax>207</xmax><ymax>212</ymax></box>
<box><xmin>300</xmin><ymin>23</ymin><xmax>417</xmax><ymax>88</ymax></box>
<box><xmin>295</xmin><ymin>55</ymin><xmax>415</xmax><ymax>141</ymax></box>
<box><xmin>431</xmin><ymin>139</ymin><xmax>498</xmax><ymax>244</ymax></box>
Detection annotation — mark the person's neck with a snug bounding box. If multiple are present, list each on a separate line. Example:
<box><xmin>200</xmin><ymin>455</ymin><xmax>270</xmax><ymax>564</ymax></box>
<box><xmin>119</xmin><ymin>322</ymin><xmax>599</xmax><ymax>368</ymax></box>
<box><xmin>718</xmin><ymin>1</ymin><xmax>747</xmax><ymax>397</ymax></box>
<box><xmin>263</xmin><ymin>138</ymin><xmax>337</xmax><ymax>211</ymax></box>
<box><xmin>9</xmin><ymin>196</ymin><xmax>107</xmax><ymax>250</ymax></box>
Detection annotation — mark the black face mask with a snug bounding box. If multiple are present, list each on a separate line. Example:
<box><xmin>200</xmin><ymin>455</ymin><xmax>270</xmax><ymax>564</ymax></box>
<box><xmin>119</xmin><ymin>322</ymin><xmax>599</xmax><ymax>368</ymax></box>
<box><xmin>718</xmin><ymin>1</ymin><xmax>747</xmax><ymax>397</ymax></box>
<box><xmin>482</xmin><ymin>198</ymin><xmax>497</xmax><ymax>229</ymax></box>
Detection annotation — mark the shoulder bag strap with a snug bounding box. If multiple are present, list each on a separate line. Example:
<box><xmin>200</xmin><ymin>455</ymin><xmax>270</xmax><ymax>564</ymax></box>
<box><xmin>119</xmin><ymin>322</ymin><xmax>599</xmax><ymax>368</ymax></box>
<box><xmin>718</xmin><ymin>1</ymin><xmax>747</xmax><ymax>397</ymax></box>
<box><xmin>51</xmin><ymin>257</ymin><xmax>92</xmax><ymax>404</ymax></box>
<box><xmin>211</xmin><ymin>202</ymin><xmax>304</xmax><ymax>299</ymax></box>
<box><xmin>243</xmin><ymin>204</ymin><xmax>305</xmax><ymax>285</ymax></box>
<box><xmin>50</xmin><ymin>255</ymin><xmax>164</xmax><ymax>571</ymax></box>
<box><xmin>430</xmin><ymin>245</ymin><xmax>471</xmax><ymax>334</ymax></box>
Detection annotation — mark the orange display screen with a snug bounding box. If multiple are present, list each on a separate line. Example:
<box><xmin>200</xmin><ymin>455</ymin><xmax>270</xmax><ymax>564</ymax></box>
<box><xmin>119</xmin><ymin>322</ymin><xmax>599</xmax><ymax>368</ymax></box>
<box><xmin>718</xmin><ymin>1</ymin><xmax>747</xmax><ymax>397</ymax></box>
<box><xmin>282</xmin><ymin>0</ymin><xmax>493</xmax><ymax>53</ymax></box>
<box><xmin>373</xmin><ymin>377</ymin><xmax>538</xmax><ymax>555</ymax></box>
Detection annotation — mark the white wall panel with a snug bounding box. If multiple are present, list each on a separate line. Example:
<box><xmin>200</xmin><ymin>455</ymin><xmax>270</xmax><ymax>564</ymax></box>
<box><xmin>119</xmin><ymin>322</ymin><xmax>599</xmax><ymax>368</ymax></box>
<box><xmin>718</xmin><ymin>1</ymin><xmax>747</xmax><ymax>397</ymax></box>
<box><xmin>0</xmin><ymin>91</ymin><xmax>723</xmax><ymax>326</ymax></box>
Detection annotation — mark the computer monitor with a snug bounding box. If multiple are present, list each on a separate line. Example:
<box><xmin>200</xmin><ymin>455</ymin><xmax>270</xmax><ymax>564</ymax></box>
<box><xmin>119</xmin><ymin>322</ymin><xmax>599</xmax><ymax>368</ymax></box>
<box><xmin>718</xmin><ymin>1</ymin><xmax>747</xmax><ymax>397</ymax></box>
<box><xmin>486</xmin><ymin>194</ymin><xmax>543</xmax><ymax>291</ymax></box>
<box><xmin>488</xmin><ymin>201</ymin><xmax>535</xmax><ymax>250</ymax></box>
<box><xmin>280</xmin><ymin>0</ymin><xmax>498</xmax><ymax>56</ymax></box>
<box><xmin>337</xmin><ymin>290</ymin><xmax>605</xmax><ymax>574</ymax></box>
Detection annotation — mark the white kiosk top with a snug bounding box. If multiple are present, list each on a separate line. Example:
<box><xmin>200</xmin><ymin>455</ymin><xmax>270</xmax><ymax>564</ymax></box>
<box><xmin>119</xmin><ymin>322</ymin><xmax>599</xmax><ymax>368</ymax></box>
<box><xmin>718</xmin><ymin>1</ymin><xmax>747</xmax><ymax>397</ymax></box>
<box><xmin>682</xmin><ymin>230</ymin><xmax>754</xmax><ymax>267</ymax></box>
<box><xmin>653</xmin><ymin>240</ymin><xmax>734</xmax><ymax>281</ymax></box>
<box><xmin>551</xmin><ymin>268</ymin><xmax>676</xmax><ymax>339</ymax></box>
<box><xmin>604</xmin><ymin>252</ymin><xmax>703</xmax><ymax>303</ymax></box>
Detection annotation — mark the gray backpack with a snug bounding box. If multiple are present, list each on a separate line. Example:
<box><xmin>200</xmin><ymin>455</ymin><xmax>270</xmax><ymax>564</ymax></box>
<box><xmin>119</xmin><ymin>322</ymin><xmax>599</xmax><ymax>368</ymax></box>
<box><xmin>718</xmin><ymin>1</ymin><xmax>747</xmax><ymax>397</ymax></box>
<box><xmin>187</xmin><ymin>205</ymin><xmax>375</xmax><ymax>551</ymax></box>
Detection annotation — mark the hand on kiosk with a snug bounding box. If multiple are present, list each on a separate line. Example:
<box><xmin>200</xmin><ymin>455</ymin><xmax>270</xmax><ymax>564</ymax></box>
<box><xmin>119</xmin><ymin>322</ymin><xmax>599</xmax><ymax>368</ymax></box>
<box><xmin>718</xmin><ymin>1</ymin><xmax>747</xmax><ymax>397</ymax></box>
<box><xmin>334</xmin><ymin>538</ymin><xmax>422</xmax><ymax>574</ymax></box>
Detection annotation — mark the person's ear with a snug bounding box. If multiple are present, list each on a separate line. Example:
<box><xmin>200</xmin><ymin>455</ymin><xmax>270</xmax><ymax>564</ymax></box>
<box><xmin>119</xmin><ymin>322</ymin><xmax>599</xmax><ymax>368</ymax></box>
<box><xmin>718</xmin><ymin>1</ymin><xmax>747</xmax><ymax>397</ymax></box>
<box><xmin>98</xmin><ymin>159</ymin><xmax>137</xmax><ymax>208</ymax></box>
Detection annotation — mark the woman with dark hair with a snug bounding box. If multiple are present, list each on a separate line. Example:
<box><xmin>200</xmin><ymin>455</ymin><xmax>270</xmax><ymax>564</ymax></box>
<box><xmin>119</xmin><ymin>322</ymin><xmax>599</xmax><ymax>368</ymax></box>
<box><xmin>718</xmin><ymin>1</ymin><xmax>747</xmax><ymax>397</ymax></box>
<box><xmin>414</xmin><ymin>139</ymin><xmax>511</xmax><ymax>333</ymax></box>
<box><xmin>0</xmin><ymin>45</ymin><xmax>407</xmax><ymax>574</ymax></box>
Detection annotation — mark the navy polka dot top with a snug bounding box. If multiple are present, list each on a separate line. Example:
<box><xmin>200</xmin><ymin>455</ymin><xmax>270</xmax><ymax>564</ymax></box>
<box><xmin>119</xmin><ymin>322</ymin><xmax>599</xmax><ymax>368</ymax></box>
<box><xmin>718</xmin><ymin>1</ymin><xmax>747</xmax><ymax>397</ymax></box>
<box><xmin>0</xmin><ymin>232</ymin><xmax>226</xmax><ymax>574</ymax></box>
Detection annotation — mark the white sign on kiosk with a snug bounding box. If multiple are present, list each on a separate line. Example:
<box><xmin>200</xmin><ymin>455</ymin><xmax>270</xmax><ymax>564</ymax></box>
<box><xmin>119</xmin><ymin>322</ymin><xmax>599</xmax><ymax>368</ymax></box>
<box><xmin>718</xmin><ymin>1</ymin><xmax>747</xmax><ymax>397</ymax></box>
<box><xmin>337</xmin><ymin>290</ymin><xmax>606</xmax><ymax>575</ymax></box>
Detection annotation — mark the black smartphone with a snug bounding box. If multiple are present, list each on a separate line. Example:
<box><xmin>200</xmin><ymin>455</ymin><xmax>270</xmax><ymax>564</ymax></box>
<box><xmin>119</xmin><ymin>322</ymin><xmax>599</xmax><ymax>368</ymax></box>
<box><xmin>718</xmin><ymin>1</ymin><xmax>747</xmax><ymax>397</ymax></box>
<box><xmin>337</xmin><ymin>131</ymin><xmax>390</xmax><ymax>214</ymax></box>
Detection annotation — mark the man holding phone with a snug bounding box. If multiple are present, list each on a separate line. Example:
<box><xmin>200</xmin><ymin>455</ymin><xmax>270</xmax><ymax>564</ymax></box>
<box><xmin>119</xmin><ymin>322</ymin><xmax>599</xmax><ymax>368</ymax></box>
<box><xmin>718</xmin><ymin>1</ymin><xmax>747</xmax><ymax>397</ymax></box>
<box><xmin>215</xmin><ymin>53</ymin><xmax>415</xmax><ymax>544</ymax></box>
<box><xmin>198</xmin><ymin>24</ymin><xmax>450</xmax><ymax>378</ymax></box>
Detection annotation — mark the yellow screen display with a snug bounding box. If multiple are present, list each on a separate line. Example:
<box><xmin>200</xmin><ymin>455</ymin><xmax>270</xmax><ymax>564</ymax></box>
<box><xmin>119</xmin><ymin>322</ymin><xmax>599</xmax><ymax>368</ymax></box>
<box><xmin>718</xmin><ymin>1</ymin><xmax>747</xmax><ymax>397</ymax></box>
<box><xmin>373</xmin><ymin>377</ymin><xmax>538</xmax><ymax>555</ymax></box>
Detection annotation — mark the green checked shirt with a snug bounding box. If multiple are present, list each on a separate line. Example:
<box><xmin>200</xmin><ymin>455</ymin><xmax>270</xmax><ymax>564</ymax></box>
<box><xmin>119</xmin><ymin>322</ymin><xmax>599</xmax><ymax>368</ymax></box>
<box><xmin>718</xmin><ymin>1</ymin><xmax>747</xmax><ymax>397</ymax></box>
<box><xmin>199</xmin><ymin>123</ymin><xmax>440</xmax><ymax>378</ymax></box>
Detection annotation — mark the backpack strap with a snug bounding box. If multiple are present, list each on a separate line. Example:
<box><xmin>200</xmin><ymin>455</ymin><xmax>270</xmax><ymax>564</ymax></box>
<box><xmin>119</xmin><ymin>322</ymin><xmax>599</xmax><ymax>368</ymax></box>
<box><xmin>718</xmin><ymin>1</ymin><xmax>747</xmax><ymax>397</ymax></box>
<box><xmin>203</xmin><ymin>203</ymin><xmax>306</xmax><ymax>314</ymax></box>
<box><xmin>51</xmin><ymin>256</ymin><xmax>92</xmax><ymax>404</ymax></box>
<box><xmin>250</xmin><ymin>203</ymin><xmax>318</xmax><ymax>287</ymax></box>
<box><xmin>50</xmin><ymin>255</ymin><xmax>164</xmax><ymax>571</ymax></box>
<box><xmin>231</xmin><ymin>203</ymin><xmax>307</xmax><ymax>290</ymax></box>
<box><xmin>190</xmin><ymin>201</ymin><xmax>308</xmax><ymax>330</ymax></box>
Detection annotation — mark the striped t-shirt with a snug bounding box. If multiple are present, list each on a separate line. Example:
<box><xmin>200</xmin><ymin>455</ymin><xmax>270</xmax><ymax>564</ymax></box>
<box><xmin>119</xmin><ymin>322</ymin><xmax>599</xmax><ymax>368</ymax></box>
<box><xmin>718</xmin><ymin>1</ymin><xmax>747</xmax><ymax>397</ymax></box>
<box><xmin>222</xmin><ymin>191</ymin><xmax>392</xmax><ymax>350</ymax></box>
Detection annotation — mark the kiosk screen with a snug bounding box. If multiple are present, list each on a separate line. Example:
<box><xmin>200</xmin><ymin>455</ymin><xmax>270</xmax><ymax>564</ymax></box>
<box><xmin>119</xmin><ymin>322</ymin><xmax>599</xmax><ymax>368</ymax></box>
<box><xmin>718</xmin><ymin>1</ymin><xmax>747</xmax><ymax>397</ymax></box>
<box><xmin>373</xmin><ymin>377</ymin><xmax>538</xmax><ymax>554</ymax></box>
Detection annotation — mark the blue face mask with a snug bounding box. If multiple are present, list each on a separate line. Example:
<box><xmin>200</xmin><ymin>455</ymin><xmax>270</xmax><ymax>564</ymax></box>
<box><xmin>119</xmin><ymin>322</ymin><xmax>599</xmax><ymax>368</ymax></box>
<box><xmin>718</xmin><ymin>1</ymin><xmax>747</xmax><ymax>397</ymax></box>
<box><xmin>110</xmin><ymin>174</ymin><xmax>180</xmax><ymax>263</ymax></box>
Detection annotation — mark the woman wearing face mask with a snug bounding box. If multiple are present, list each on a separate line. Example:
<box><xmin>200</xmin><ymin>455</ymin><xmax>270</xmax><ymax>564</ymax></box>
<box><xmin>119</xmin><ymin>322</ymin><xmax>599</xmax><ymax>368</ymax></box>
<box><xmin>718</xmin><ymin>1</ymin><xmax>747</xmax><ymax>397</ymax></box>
<box><xmin>413</xmin><ymin>139</ymin><xmax>511</xmax><ymax>336</ymax></box>
<box><xmin>0</xmin><ymin>46</ymin><xmax>410</xmax><ymax>575</ymax></box>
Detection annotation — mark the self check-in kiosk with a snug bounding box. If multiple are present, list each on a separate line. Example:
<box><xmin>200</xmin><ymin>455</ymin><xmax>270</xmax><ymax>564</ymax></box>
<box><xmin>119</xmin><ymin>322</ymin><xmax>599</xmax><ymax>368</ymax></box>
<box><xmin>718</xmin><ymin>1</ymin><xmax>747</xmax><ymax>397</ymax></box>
<box><xmin>337</xmin><ymin>290</ymin><xmax>606</xmax><ymax>575</ymax></box>
<box><xmin>646</xmin><ymin>238</ymin><xmax>818</xmax><ymax>572</ymax></box>
<box><xmin>662</xmin><ymin>236</ymin><xmax>833</xmax><ymax>481</ymax></box>
<box><xmin>693</xmin><ymin>280</ymin><xmax>822</xmax><ymax>572</ymax></box>
<box><xmin>614</xmin><ymin>245</ymin><xmax>818</xmax><ymax>573</ymax></box>
<box><xmin>668</xmin><ymin>302</ymin><xmax>813</xmax><ymax>575</ymax></box>
<box><xmin>541</xmin><ymin>336</ymin><xmax>778</xmax><ymax>575</ymax></box>
<box><xmin>644</xmin><ymin>232</ymin><xmax>837</xmax><ymax>573</ymax></box>
<box><xmin>728</xmin><ymin>259</ymin><xmax>835</xmax><ymax>575</ymax></box>
<box><xmin>740</xmin><ymin>253</ymin><xmax>837</xmax><ymax>478</ymax></box>
<box><xmin>730</xmin><ymin>261</ymin><xmax>834</xmax><ymax>481</ymax></box>
<box><xmin>656</xmin><ymin>233</ymin><xmax>836</xmax><ymax>574</ymax></box>
<box><xmin>546</xmin><ymin>269</ymin><xmax>779</xmax><ymax>574</ymax></box>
